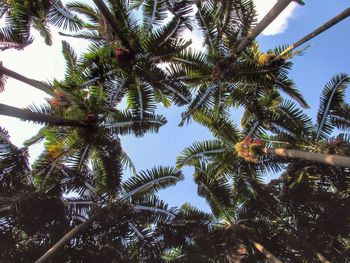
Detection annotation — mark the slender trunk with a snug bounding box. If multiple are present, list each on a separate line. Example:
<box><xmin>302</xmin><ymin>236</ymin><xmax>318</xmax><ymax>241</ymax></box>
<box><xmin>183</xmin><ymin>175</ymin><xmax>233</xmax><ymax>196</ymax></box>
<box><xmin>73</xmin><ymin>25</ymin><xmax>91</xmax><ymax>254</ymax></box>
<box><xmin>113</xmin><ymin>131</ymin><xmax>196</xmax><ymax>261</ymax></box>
<box><xmin>35</xmin><ymin>217</ymin><xmax>93</xmax><ymax>263</ymax></box>
<box><xmin>252</xmin><ymin>241</ymin><xmax>283</xmax><ymax>263</ymax></box>
<box><xmin>234</xmin><ymin>0</ymin><xmax>293</xmax><ymax>56</ymax></box>
<box><xmin>92</xmin><ymin>0</ymin><xmax>131</xmax><ymax>50</ymax></box>
<box><xmin>278</xmin><ymin>7</ymin><xmax>350</xmax><ymax>58</ymax></box>
<box><xmin>0</xmin><ymin>103</ymin><xmax>88</xmax><ymax>128</ymax></box>
<box><xmin>0</xmin><ymin>64</ymin><xmax>57</xmax><ymax>98</ymax></box>
<box><xmin>263</xmin><ymin>148</ymin><xmax>350</xmax><ymax>168</ymax></box>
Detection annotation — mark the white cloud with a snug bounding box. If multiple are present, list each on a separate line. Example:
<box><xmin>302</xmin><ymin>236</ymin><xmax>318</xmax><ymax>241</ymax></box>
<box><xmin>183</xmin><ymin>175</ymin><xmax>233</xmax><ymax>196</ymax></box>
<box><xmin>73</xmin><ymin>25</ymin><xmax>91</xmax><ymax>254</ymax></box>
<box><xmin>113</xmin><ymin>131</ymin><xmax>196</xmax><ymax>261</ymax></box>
<box><xmin>254</xmin><ymin>0</ymin><xmax>298</xmax><ymax>35</ymax></box>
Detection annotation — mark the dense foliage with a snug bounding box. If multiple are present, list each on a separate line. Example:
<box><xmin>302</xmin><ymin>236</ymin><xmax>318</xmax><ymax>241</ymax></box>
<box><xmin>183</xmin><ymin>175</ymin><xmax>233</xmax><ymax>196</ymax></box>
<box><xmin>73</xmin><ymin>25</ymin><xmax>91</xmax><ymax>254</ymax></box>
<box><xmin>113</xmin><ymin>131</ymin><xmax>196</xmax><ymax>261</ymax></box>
<box><xmin>1</xmin><ymin>0</ymin><xmax>349</xmax><ymax>262</ymax></box>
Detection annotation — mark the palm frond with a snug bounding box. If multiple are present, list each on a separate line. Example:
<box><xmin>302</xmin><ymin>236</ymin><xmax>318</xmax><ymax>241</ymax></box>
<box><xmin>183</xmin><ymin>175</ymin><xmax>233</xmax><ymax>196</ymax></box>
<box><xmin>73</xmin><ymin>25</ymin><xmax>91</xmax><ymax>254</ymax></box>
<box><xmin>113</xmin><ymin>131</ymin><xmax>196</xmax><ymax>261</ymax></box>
<box><xmin>127</xmin><ymin>82</ymin><xmax>156</xmax><ymax>119</ymax></box>
<box><xmin>0</xmin><ymin>127</ymin><xmax>30</xmax><ymax>188</ymax></box>
<box><xmin>316</xmin><ymin>73</ymin><xmax>350</xmax><ymax>139</ymax></box>
<box><xmin>176</xmin><ymin>140</ymin><xmax>226</xmax><ymax>168</ymax></box>
<box><xmin>48</xmin><ymin>0</ymin><xmax>83</xmax><ymax>31</ymax></box>
<box><xmin>193</xmin><ymin>110</ymin><xmax>242</xmax><ymax>144</ymax></box>
<box><xmin>66</xmin><ymin>1</ymin><xmax>99</xmax><ymax>26</ymax></box>
<box><xmin>142</xmin><ymin>0</ymin><xmax>168</xmax><ymax>33</ymax></box>
<box><xmin>104</xmin><ymin>110</ymin><xmax>167</xmax><ymax>137</ymax></box>
<box><xmin>62</xmin><ymin>40</ymin><xmax>78</xmax><ymax>76</ymax></box>
<box><xmin>194</xmin><ymin>166</ymin><xmax>233</xmax><ymax>219</ymax></box>
<box><xmin>121</xmin><ymin>166</ymin><xmax>183</xmax><ymax>199</ymax></box>
<box><xmin>180</xmin><ymin>84</ymin><xmax>216</xmax><ymax>126</ymax></box>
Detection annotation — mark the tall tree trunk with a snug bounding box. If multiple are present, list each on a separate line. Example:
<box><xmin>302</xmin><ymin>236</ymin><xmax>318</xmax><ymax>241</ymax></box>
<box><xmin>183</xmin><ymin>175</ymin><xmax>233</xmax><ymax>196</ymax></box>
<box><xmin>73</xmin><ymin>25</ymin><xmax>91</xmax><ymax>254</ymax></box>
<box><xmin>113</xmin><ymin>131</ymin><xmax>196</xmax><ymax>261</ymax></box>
<box><xmin>278</xmin><ymin>7</ymin><xmax>350</xmax><ymax>58</ymax></box>
<box><xmin>35</xmin><ymin>209</ymin><xmax>106</xmax><ymax>263</ymax></box>
<box><xmin>234</xmin><ymin>0</ymin><xmax>293</xmax><ymax>56</ymax></box>
<box><xmin>252</xmin><ymin>241</ymin><xmax>283</xmax><ymax>263</ymax></box>
<box><xmin>263</xmin><ymin>148</ymin><xmax>350</xmax><ymax>168</ymax></box>
<box><xmin>0</xmin><ymin>103</ymin><xmax>88</xmax><ymax>128</ymax></box>
<box><xmin>92</xmin><ymin>0</ymin><xmax>131</xmax><ymax>49</ymax></box>
<box><xmin>35</xmin><ymin>218</ymin><xmax>93</xmax><ymax>263</ymax></box>
<box><xmin>0</xmin><ymin>63</ymin><xmax>58</xmax><ymax>98</ymax></box>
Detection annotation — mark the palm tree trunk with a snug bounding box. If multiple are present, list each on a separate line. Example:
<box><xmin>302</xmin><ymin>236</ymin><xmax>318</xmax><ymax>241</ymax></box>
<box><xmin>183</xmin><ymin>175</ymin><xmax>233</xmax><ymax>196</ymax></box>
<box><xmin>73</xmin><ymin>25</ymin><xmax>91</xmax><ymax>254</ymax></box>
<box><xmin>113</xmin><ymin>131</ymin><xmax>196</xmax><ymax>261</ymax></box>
<box><xmin>252</xmin><ymin>241</ymin><xmax>283</xmax><ymax>263</ymax></box>
<box><xmin>35</xmin><ymin>217</ymin><xmax>94</xmax><ymax>263</ymax></box>
<box><xmin>278</xmin><ymin>7</ymin><xmax>350</xmax><ymax>58</ymax></box>
<box><xmin>92</xmin><ymin>0</ymin><xmax>131</xmax><ymax>50</ymax></box>
<box><xmin>0</xmin><ymin>103</ymin><xmax>88</xmax><ymax>128</ymax></box>
<box><xmin>263</xmin><ymin>148</ymin><xmax>350</xmax><ymax>168</ymax></box>
<box><xmin>0</xmin><ymin>63</ymin><xmax>58</xmax><ymax>97</ymax></box>
<box><xmin>234</xmin><ymin>0</ymin><xmax>293</xmax><ymax>56</ymax></box>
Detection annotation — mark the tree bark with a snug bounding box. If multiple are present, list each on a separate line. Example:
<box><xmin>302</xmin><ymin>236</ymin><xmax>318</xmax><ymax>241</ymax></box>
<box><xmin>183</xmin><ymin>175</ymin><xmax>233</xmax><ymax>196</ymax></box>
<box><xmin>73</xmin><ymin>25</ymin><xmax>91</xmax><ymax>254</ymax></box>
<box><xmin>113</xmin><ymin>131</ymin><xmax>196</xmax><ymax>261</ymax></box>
<box><xmin>278</xmin><ymin>7</ymin><xmax>350</xmax><ymax>58</ymax></box>
<box><xmin>0</xmin><ymin>103</ymin><xmax>88</xmax><ymax>128</ymax></box>
<box><xmin>234</xmin><ymin>0</ymin><xmax>293</xmax><ymax>56</ymax></box>
<box><xmin>0</xmin><ymin>63</ymin><xmax>58</xmax><ymax>98</ymax></box>
<box><xmin>252</xmin><ymin>241</ymin><xmax>283</xmax><ymax>263</ymax></box>
<box><xmin>35</xmin><ymin>218</ymin><xmax>93</xmax><ymax>263</ymax></box>
<box><xmin>263</xmin><ymin>148</ymin><xmax>350</xmax><ymax>168</ymax></box>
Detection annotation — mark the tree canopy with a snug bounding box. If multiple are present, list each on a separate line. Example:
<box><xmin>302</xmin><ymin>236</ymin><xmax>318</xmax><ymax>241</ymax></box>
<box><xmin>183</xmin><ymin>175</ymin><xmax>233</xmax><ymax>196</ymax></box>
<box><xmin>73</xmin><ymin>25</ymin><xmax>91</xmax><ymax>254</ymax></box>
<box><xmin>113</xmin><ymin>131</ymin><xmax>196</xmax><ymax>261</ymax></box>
<box><xmin>1</xmin><ymin>0</ymin><xmax>349</xmax><ymax>262</ymax></box>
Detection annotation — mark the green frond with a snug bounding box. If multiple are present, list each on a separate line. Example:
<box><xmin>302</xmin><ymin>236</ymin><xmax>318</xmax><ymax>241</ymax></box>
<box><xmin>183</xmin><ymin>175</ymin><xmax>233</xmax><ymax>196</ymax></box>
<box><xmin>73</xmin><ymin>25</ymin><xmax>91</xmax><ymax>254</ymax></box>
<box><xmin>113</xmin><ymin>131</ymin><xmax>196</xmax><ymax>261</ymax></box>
<box><xmin>64</xmin><ymin>195</ymin><xmax>92</xmax><ymax>219</ymax></box>
<box><xmin>194</xmin><ymin>168</ymin><xmax>233</xmax><ymax>219</ymax></box>
<box><xmin>180</xmin><ymin>84</ymin><xmax>216</xmax><ymax>126</ymax></box>
<box><xmin>141</xmin><ymin>0</ymin><xmax>168</xmax><ymax>33</ymax></box>
<box><xmin>274</xmin><ymin>73</ymin><xmax>309</xmax><ymax>109</ymax></box>
<box><xmin>143</xmin><ymin>15</ymin><xmax>191</xmax><ymax>56</ymax></box>
<box><xmin>121</xmin><ymin>150</ymin><xmax>137</xmax><ymax>175</ymax></box>
<box><xmin>166</xmin><ymin>0</ymin><xmax>193</xmax><ymax>30</ymax></box>
<box><xmin>121</xmin><ymin>166</ymin><xmax>183</xmax><ymax>199</ymax></box>
<box><xmin>23</xmin><ymin>127</ymin><xmax>46</xmax><ymax>147</ymax></box>
<box><xmin>132</xmin><ymin>195</ymin><xmax>177</xmax><ymax>223</ymax></box>
<box><xmin>173</xmin><ymin>47</ymin><xmax>213</xmax><ymax>72</ymax></box>
<box><xmin>32</xmin><ymin>19</ymin><xmax>53</xmax><ymax>45</ymax></box>
<box><xmin>66</xmin><ymin>1</ymin><xmax>99</xmax><ymax>25</ymax></box>
<box><xmin>0</xmin><ymin>27</ymin><xmax>33</xmax><ymax>50</ymax></box>
<box><xmin>176</xmin><ymin>140</ymin><xmax>226</xmax><ymax>168</ymax></box>
<box><xmin>0</xmin><ymin>127</ymin><xmax>30</xmax><ymax>188</ymax></box>
<box><xmin>59</xmin><ymin>31</ymin><xmax>105</xmax><ymax>42</ymax></box>
<box><xmin>317</xmin><ymin>73</ymin><xmax>350</xmax><ymax>139</ymax></box>
<box><xmin>271</xmin><ymin>100</ymin><xmax>314</xmax><ymax>142</ymax></box>
<box><xmin>48</xmin><ymin>0</ymin><xmax>83</xmax><ymax>31</ymax></box>
<box><xmin>127</xmin><ymin>82</ymin><xmax>156</xmax><ymax>118</ymax></box>
<box><xmin>192</xmin><ymin>110</ymin><xmax>241</xmax><ymax>144</ymax></box>
<box><xmin>62</xmin><ymin>40</ymin><xmax>78</xmax><ymax>76</ymax></box>
<box><xmin>330</xmin><ymin>104</ymin><xmax>350</xmax><ymax>132</ymax></box>
<box><xmin>91</xmin><ymin>137</ymin><xmax>122</xmax><ymax>194</ymax></box>
<box><xmin>195</xmin><ymin>1</ymin><xmax>217</xmax><ymax>50</ymax></box>
<box><xmin>104</xmin><ymin>110</ymin><xmax>167</xmax><ymax>137</ymax></box>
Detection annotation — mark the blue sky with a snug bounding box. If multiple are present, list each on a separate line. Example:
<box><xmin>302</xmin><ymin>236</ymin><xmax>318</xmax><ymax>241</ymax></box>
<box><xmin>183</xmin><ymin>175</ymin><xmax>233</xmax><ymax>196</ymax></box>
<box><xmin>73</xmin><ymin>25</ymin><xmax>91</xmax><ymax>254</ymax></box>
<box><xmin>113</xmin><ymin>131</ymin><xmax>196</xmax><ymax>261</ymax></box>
<box><xmin>1</xmin><ymin>0</ymin><xmax>349</xmax><ymax>211</ymax></box>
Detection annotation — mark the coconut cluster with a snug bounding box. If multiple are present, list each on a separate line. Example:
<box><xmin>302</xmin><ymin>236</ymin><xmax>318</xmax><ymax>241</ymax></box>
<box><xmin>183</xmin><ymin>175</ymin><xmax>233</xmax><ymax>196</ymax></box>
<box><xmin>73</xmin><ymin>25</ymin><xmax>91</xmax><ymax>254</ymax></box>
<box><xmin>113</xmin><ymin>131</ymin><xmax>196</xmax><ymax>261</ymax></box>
<box><xmin>234</xmin><ymin>136</ymin><xmax>264</xmax><ymax>163</ymax></box>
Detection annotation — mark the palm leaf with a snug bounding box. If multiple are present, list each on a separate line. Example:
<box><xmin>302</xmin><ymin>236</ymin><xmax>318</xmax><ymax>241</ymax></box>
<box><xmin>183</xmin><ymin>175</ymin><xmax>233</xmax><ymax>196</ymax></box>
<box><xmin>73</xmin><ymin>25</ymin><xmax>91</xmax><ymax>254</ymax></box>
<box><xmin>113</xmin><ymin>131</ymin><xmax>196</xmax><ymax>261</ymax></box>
<box><xmin>121</xmin><ymin>166</ymin><xmax>183</xmax><ymax>199</ymax></box>
<box><xmin>104</xmin><ymin>110</ymin><xmax>167</xmax><ymax>137</ymax></box>
<box><xmin>176</xmin><ymin>140</ymin><xmax>226</xmax><ymax>168</ymax></box>
<box><xmin>316</xmin><ymin>73</ymin><xmax>350</xmax><ymax>139</ymax></box>
<box><xmin>48</xmin><ymin>0</ymin><xmax>83</xmax><ymax>31</ymax></box>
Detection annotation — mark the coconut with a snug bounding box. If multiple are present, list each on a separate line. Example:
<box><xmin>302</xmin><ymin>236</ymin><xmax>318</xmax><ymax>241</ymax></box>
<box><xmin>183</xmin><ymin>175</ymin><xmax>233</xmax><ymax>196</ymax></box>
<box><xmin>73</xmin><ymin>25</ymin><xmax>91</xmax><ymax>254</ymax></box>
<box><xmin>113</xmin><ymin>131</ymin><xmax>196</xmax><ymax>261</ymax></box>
<box><xmin>258</xmin><ymin>53</ymin><xmax>275</xmax><ymax>65</ymax></box>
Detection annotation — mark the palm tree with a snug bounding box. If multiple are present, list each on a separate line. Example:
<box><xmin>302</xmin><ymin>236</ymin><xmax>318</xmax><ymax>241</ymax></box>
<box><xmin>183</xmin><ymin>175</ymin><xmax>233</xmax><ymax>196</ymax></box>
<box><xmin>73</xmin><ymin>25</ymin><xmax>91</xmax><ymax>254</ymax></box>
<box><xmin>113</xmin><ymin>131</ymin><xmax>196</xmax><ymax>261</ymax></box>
<box><xmin>62</xmin><ymin>0</ymin><xmax>194</xmax><ymax>109</ymax></box>
<box><xmin>176</xmin><ymin>108</ymin><xmax>350</xmax><ymax>261</ymax></box>
<box><xmin>34</xmin><ymin>165</ymin><xmax>184</xmax><ymax>262</ymax></box>
<box><xmin>0</xmin><ymin>0</ymin><xmax>83</xmax><ymax>50</ymax></box>
<box><xmin>235</xmin><ymin>73</ymin><xmax>350</xmax><ymax>168</ymax></box>
<box><xmin>174</xmin><ymin>158</ymin><xmax>284</xmax><ymax>262</ymax></box>
<box><xmin>164</xmin><ymin>0</ymin><xmax>308</xmax><ymax>125</ymax></box>
<box><xmin>0</xmin><ymin>131</ymin><xmax>184</xmax><ymax>262</ymax></box>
